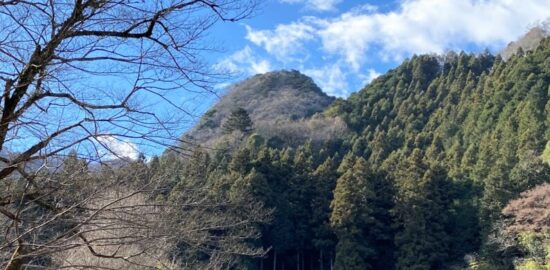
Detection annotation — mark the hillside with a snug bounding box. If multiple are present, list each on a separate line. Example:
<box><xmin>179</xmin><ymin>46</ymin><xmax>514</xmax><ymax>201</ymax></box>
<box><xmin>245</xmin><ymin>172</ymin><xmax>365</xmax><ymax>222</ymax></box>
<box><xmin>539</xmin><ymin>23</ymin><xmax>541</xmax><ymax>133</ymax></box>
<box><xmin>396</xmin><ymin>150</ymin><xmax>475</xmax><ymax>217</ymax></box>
<box><xmin>15</xmin><ymin>30</ymin><xmax>549</xmax><ymax>270</ymax></box>
<box><xmin>324</xmin><ymin>37</ymin><xmax>550</xmax><ymax>269</ymax></box>
<box><xmin>157</xmin><ymin>37</ymin><xmax>550</xmax><ymax>270</ymax></box>
<box><xmin>183</xmin><ymin>70</ymin><xmax>339</xmax><ymax>147</ymax></box>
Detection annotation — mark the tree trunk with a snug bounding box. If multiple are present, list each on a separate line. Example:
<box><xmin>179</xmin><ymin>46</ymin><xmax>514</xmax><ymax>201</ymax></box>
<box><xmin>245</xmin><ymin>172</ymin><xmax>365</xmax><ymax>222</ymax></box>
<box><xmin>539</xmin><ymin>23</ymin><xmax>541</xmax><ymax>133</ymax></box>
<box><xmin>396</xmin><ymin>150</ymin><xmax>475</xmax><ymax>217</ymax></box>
<box><xmin>309</xmin><ymin>251</ymin><xmax>312</xmax><ymax>270</ymax></box>
<box><xmin>260</xmin><ymin>257</ymin><xmax>264</xmax><ymax>270</ymax></box>
<box><xmin>296</xmin><ymin>251</ymin><xmax>300</xmax><ymax>270</ymax></box>
<box><xmin>320</xmin><ymin>250</ymin><xmax>324</xmax><ymax>270</ymax></box>
<box><xmin>302</xmin><ymin>251</ymin><xmax>305</xmax><ymax>270</ymax></box>
<box><xmin>273</xmin><ymin>250</ymin><xmax>277</xmax><ymax>270</ymax></box>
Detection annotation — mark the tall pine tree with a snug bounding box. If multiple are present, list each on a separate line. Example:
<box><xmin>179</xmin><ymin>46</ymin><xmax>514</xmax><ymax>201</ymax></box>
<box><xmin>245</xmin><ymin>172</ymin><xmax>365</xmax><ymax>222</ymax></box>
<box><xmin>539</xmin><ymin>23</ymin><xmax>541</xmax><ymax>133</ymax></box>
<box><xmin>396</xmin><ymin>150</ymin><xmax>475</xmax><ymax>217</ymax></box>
<box><xmin>393</xmin><ymin>149</ymin><xmax>452</xmax><ymax>270</ymax></box>
<box><xmin>330</xmin><ymin>157</ymin><xmax>391</xmax><ymax>270</ymax></box>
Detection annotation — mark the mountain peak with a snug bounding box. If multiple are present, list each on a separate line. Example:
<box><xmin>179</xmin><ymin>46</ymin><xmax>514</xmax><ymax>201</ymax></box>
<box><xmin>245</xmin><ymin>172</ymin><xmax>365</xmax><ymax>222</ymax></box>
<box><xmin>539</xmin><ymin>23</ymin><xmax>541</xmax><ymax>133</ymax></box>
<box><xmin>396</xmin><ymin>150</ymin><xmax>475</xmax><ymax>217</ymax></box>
<box><xmin>233</xmin><ymin>69</ymin><xmax>326</xmax><ymax>97</ymax></box>
<box><xmin>184</xmin><ymin>70</ymin><xmax>335</xmax><ymax>147</ymax></box>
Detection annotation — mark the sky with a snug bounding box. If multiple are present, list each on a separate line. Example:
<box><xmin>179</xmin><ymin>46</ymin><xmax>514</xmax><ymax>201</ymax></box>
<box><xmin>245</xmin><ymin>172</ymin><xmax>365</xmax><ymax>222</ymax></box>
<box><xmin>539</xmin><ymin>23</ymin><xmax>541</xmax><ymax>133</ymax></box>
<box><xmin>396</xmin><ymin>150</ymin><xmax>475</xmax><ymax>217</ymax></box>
<box><xmin>208</xmin><ymin>0</ymin><xmax>550</xmax><ymax>98</ymax></box>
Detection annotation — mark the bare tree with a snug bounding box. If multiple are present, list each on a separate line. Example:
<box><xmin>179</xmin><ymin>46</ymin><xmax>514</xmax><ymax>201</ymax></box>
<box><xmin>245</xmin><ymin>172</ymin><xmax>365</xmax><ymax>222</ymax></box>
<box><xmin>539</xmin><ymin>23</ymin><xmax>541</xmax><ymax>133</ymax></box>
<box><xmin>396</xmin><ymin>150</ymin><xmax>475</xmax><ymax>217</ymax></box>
<box><xmin>1</xmin><ymin>156</ymin><xmax>267</xmax><ymax>269</ymax></box>
<box><xmin>502</xmin><ymin>183</ymin><xmax>550</xmax><ymax>234</ymax></box>
<box><xmin>0</xmin><ymin>1</ymin><xmax>262</xmax><ymax>269</ymax></box>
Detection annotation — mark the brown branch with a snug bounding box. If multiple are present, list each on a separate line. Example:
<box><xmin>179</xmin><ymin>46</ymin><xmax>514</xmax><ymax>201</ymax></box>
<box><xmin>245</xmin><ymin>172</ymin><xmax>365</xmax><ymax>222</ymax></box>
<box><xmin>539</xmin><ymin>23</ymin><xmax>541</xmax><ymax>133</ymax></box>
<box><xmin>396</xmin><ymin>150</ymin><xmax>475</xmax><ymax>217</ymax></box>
<box><xmin>0</xmin><ymin>121</ymin><xmax>83</xmax><ymax>179</ymax></box>
<box><xmin>78</xmin><ymin>234</ymin><xmax>126</xmax><ymax>260</ymax></box>
<box><xmin>0</xmin><ymin>0</ymin><xmax>23</xmax><ymax>6</ymax></box>
<box><xmin>0</xmin><ymin>206</ymin><xmax>20</xmax><ymax>222</ymax></box>
<box><xmin>0</xmin><ymin>1</ymin><xmax>87</xmax><ymax>152</ymax></box>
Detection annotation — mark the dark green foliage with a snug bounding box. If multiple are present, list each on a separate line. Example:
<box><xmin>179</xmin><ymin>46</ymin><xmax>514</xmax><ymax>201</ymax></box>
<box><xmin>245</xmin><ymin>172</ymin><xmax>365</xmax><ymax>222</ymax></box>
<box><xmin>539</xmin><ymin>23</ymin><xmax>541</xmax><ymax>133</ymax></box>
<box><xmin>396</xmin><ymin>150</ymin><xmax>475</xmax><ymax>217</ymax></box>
<box><xmin>159</xmin><ymin>38</ymin><xmax>550</xmax><ymax>269</ymax></box>
<box><xmin>15</xmin><ymin>36</ymin><xmax>550</xmax><ymax>270</ymax></box>
<box><xmin>310</xmin><ymin>157</ymin><xmax>338</xmax><ymax>260</ymax></box>
<box><xmin>223</xmin><ymin>107</ymin><xmax>254</xmax><ymax>134</ymax></box>
<box><xmin>392</xmin><ymin>150</ymin><xmax>452</xmax><ymax>270</ymax></box>
<box><xmin>324</xmin><ymin>38</ymin><xmax>550</xmax><ymax>268</ymax></box>
<box><xmin>153</xmin><ymin>147</ymin><xmax>269</xmax><ymax>268</ymax></box>
<box><xmin>331</xmin><ymin>157</ymin><xmax>394</xmax><ymax>270</ymax></box>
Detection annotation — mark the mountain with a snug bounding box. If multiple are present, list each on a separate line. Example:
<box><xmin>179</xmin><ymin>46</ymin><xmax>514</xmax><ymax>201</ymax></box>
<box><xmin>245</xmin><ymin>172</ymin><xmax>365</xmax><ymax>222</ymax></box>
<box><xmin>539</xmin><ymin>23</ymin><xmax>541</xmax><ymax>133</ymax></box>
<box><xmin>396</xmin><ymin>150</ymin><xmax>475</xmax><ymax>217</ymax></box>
<box><xmin>176</xmin><ymin>37</ymin><xmax>550</xmax><ymax>269</ymax></box>
<box><xmin>324</xmin><ymin>37</ymin><xmax>550</xmax><ymax>269</ymax></box>
<box><xmin>183</xmin><ymin>70</ymin><xmax>339</xmax><ymax>148</ymax></box>
<box><xmin>158</xmin><ymin>30</ymin><xmax>550</xmax><ymax>269</ymax></box>
<box><xmin>500</xmin><ymin>21</ymin><xmax>549</xmax><ymax>60</ymax></box>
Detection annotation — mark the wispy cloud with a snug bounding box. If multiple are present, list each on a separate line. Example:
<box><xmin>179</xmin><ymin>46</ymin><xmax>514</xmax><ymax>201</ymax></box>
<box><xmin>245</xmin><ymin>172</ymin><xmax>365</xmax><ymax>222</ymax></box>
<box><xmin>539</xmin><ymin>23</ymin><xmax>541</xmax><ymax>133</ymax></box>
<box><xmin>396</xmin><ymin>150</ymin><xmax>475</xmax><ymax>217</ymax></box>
<box><xmin>316</xmin><ymin>0</ymin><xmax>550</xmax><ymax>68</ymax></box>
<box><xmin>245</xmin><ymin>23</ymin><xmax>316</xmax><ymax>63</ymax></box>
<box><xmin>303</xmin><ymin>64</ymin><xmax>349</xmax><ymax>97</ymax></box>
<box><xmin>250</xmin><ymin>0</ymin><xmax>550</xmax><ymax>70</ymax></box>
<box><xmin>362</xmin><ymin>69</ymin><xmax>381</xmax><ymax>85</ymax></box>
<box><xmin>280</xmin><ymin>0</ymin><xmax>342</xmax><ymax>12</ymax></box>
<box><xmin>214</xmin><ymin>46</ymin><xmax>272</xmax><ymax>76</ymax></box>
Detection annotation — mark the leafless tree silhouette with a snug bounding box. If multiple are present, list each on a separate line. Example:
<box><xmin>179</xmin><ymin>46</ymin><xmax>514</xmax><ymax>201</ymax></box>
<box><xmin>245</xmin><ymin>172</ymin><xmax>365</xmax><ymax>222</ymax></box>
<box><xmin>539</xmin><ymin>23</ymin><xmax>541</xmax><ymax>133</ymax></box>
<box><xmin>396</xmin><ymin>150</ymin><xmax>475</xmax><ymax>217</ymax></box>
<box><xmin>0</xmin><ymin>1</ymin><xmax>263</xmax><ymax>269</ymax></box>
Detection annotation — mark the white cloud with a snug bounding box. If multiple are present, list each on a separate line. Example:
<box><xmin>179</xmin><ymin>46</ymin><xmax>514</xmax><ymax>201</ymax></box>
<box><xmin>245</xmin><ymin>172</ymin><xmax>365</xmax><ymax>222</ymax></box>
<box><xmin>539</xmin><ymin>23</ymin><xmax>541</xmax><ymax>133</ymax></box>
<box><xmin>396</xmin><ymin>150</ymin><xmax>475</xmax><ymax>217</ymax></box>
<box><xmin>304</xmin><ymin>64</ymin><xmax>349</xmax><ymax>97</ymax></box>
<box><xmin>318</xmin><ymin>0</ymin><xmax>550</xmax><ymax>68</ymax></box>
<box><xmin>214</xmin><ymin>46</ymin><xmax>272</xmax><ymax>76</ymax></box>
<box><xmin>361</xmin><ymin>68</ymin><xmax>381</xmax><ymax>85</ymax></box>
<box><xmin>249</xmin><ymin>0</ymin><xmax>550</xmax><ymax>71</ymax></box>
<box><xmin>353</xmin><ymin>4</ymin><xmax>378</xmax><ymax>13</ymax></box>
<box><xmin>251</xmin><ymin>59</ymin><xmax>272</xmax><ymax>74</ymax></box>
<box><xmin>98</xmin><ymin>136</ymin><xmax>140</xmax><ymax>160</ymax></box>
<box><xmin>280</xmin><ymin>0</ymin><xmax>342</xmax><ymax>12</ymax></box>
<box><xmin>245</xmin><ymin>22</ymin><xmax>316</xmax><ymax>62</ymax></box>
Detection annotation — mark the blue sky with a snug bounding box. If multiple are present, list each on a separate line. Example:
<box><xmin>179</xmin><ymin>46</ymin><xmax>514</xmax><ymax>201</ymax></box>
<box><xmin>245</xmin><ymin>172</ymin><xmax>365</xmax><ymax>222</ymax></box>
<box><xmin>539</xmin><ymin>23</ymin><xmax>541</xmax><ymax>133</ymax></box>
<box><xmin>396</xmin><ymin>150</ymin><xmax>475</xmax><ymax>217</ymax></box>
<box><xmin>206</xmin><ymin>0</ymin><xmax>550</xmax><ymax>98</ymax></box>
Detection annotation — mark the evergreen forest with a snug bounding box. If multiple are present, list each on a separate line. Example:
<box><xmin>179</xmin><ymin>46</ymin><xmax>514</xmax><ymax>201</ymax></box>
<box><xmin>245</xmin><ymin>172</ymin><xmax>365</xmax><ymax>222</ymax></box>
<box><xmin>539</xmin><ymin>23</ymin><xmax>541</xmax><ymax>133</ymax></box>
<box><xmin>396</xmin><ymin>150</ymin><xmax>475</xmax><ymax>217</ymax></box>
<box><xmin>143</xmin><ymin>38</ymin><xmax>550</xmax><ymax>269</ymax></box>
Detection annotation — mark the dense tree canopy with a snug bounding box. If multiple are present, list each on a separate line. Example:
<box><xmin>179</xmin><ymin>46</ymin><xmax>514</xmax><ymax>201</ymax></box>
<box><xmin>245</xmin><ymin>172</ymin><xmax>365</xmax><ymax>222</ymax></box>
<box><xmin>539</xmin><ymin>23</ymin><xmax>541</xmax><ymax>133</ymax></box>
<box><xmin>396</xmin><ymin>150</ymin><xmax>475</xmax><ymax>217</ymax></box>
<box><xmin>201</xmin><ymin>38</ymin><xmax>550</xmax><ymax>270</ymax></box>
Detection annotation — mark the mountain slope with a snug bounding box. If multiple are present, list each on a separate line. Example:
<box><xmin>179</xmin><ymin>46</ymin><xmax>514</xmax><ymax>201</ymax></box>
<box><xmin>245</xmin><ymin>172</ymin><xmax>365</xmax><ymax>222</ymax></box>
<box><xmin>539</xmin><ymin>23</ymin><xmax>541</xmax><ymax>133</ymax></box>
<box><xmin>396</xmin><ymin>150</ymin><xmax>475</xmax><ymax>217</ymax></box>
<box><xmin>322</xmin><ymin>37</ymin><xmax>550</xmax><ymax>265</ymax></box>
<box><xmin>184</xmin><ymin>70</ymin><xmax>337</xmax><ymax>147</ymax></box>
<box><xmin>332</xmin><ymin>37</ymin><xmax>550</xmax><ymax>176</ymax></box>
<box><xmin>166</xmin><ymin>32</ymin><xmax>550</xmax><ymax>270</ymax></box>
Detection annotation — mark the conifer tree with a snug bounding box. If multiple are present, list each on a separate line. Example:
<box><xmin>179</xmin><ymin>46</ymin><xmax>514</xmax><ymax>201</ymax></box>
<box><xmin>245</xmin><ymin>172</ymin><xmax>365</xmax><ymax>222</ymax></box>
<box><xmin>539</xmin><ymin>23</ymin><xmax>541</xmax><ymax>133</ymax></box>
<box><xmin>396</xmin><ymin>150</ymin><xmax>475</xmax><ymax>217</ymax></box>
<box><xmin>393</xmin><ymin>149</ymin><xmax>451</xmax><ymax>270</ymax></box>
<box><xmin>311</xmin><ymin>157</ymin><xmax>338</xmax><ymax>270</ymax></box>
<box><xmin>223</xmin><ymin>107</ymin><xmax>254</xmax><ymax>134</ymax></box>
<box><xmin>287</xmin><ymin>143</ymin><xmax>316</xmax><ymax>268</ymax></box>
<box><xmin>185</xmin><ymin>148</ymin><xmax>211</xmax><ymax>183</ymax></box>
<box><xmin>330</xmin><ymin>158</ymin><xmax>384</xmax><ymax>270</ymax></box>
<box><xmin>229</xmin><ymin>147</ymin><xmax>251</xmax><ymax>175</ymax></box>
<box><xmin>229</xmin><ymin>168</ymin><xmax>270</xmax><ymax>203</ymax></box>
<box><xmin>480</xmin><ymin>160</ymin><xmax>514</xmax><ymax>234</ymax></box>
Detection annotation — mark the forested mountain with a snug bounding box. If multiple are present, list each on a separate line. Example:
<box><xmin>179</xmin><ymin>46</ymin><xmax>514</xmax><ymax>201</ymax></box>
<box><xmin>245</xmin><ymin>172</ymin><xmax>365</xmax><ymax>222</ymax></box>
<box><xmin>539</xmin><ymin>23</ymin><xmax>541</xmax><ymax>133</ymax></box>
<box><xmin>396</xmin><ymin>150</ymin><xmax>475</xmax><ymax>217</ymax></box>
<box><xmin>321</xmin><ymin>37</ymin><xmax>550</xmax><ymax>270</ymax></box>
<box><xmin>13</xmin><ymin>33</ymin><xmax>549</xmax><ymax>270</ymax></box>
<box><xmin>162</xmin><ymin>37</ymin><xmax>550</xmax><ymax>269</ymax></box>
<box><xmin>6</xmin><ymin>1</ymin><xmax>548</xmax><ymax>270</ymax></box>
